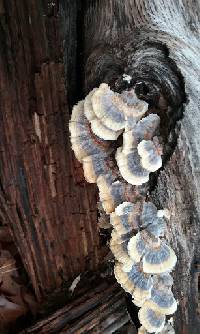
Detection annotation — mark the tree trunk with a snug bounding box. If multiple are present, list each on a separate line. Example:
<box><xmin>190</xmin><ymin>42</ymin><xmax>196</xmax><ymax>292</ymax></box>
<box><xmin>0</xmin><ymin>0</ymin><xmax>107</xmax><ymax>302</ymax></box>
<box><xmin>0</xmin><ymin>0</ymin><xmax>200</xmax><ymax>333</ymax></box>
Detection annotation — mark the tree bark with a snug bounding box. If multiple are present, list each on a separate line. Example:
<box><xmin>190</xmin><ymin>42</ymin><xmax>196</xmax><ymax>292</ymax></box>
<box><xmin>20</xmin><ymin>279</ymin><xmax>134</xmax><ymax>334</ymax></box>
<box><xmin>1</xmin><ymin>0</ymin><xmax>200</xmax><ymax>333</ymax></box>
<box><xmin>0</xmin><ymin>0</ymin><xmax>107</xmax><ymax>301</ymax></box>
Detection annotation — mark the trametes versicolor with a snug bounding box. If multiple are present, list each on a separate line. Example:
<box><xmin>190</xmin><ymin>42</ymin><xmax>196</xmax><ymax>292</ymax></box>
<box><xmin>69</xmin><ymin>83</ymin><xmax>177</xmax><ymax>333</ymax></box>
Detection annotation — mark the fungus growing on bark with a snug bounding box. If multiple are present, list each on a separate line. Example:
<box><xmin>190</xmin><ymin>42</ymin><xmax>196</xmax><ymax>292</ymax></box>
<box><xmin>84</xmin><ymin>88</ymin><xmax>97</xmax><ymax>121</ymax></box>
<box><xmin>69</xmin><ymin>100</ymin><xmax>110</xmax><ymax>162</ymax></box>
<box><xmin>138</xmin><ymin>305</ymin><xmax>165</xmax><ymax>333</ymax></box>
<box><xmin>128</xmin><ymin>232</ymin><xmax>148</xmax><ymax>262</ymax></box>
<box><xmin>122</xmin><ymin>113</ymin><xmax>160</xmax><ymax>155</ymax></box>
<box><xmin>91</xmin><ymin>83</ymin><xmax>126</xmax><ymax>131</ymax></box>
<box><xmin>97</xmin><ymin>177</ymin><xmax>124</xmax><ymax>213</ymax></box>
<box><xmin>114</xmin><ymin>262</ymin><xmax>153</xmax><ymax>303</ymax></box>
<box><xmin>116</xmin><ymin>147</ymin><xmax>150</xmax><ymax>185</ymax></box>
<box><xmin>141</xmin><ymin>202</ymin><xmax>167</xmax><ymax>237</ymax></box>
<box><xmin>110</xmin><ymin>201</ymin><xmax>141</xmax><ymax>235</ymax></box>
<box><xmin>128</xmin><ymin>263</ymin><xmax>153</xmax><ymax>302</ymax></box>
<box><xmin>82</xmin><ymin>154</ymin><xmax>114</xmax><ymax>183</ymax></box>
<box><xmin>121</xmin><ymin>89</ymin><xmax>148</xmax><ymax>120</ymax></box>
<box><xmin>143</xmin><ymin>242</ymin><xmax>177</xmax><ymax>274</ymax></box>
<box><xmin>138</xmin><ymin>321</ymin><xmax>175</xmax><ymax>334</ymax></box>
<box><xmin>138</xmin><ymin>139</ymin><xmax>162</xmax><ymax>173</ymax></box>
<box><xmin>110</xmin><ymin>230</ymin><xmax>133</xmax><ymax>268</ymax></box>
<box><xmin>69</xmin><ymin>83</ymin><xmax>177</xmax><ymax>332</ymax></box>
<box><xmin>143</xmin><ymin>289</ymin><xmax>177</xmax><ymax>315</ymax></box>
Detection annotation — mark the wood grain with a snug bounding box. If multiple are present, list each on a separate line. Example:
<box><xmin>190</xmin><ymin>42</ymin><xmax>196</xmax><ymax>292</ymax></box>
<box><xmin>20</xmin><ymin>280</ymin><xmax>133</xmax><ymax>334</ymax></box>
<box><xmin>0</xmin><ymin>0</ymin><xmax>106</xmax><ymax>301</ymax></box>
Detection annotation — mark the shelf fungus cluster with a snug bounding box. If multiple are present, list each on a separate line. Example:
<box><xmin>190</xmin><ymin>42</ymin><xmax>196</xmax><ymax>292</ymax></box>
<box><xmin>69</xmin><ymin>83</ymin><xmax>177</xmax><ymax>333</ymax></box>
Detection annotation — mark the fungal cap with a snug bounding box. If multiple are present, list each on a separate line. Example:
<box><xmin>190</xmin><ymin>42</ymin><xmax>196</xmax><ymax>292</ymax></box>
<box><xmin>132</xmin><ymin>286</ymin><xmax>152</xmax><ymax>303</ymax></box>
<box><xmin>91</xmin><ymin>118</ymin><xmax>122</xmax><ymax>140</ymax></box>
<box><xmin>69</xmin><ymin>101</ymin><xmax>88</xmax><ymax>162</ymax></box>
<box><xmin>133</xmin><ymin>298</ymin><xmax>147</xmax><ymax>308</ymax></box>
<box><xmin>114</xmin><ymin>263</ymin><xmax>135</xmax><ymax>294</ymax></box>
<box><xmin>115</xmin><ymin>201</ymin><xmax>135</xmax><ymax>216</ymax></box>
<box><xmin>138</xmin><ymin>140</ymin><xmax>162</xmax><ymax>172</ymax></box>
<box><xmin>139</xmin><ymin>304</ymin><xmax>165</xmax><ymax>333</ymax></box>
<box><xmin>120</xmin><ymin>89</ymin><xmax>148</xmax><ymax>119</ymax></box>
<box><xmin>143</xmin><ymin>243</ymin><xmax>177</xmax><ymax>274</ymax></box>
<box><xmin>141</xmin><ymin>202</ymin><xmax>167</xmax><ymax>237</ymax></box>
<box><xmin>116</xmin><ymin>147</ymin><xmax>149</xmax><ymax>185</ymax></box>
<box><xmin>145</xmin><ymin>289</ymin><xmax>177</xmax><ymax>315</ymax></box>
<box><xmin>134</xmin><ymin>113</ymin><xmax>160</xmax><ymax>141</ymax></box>
<box><xmin>153</xmin><ymin>273</ymin><xmax>174</xmax><ymax>290</ymax></box>
<box><xmin>128</xmin><ymin>232</ymin><xmax>147</xmax><ymax>263</ymax></box>
<box><xmin>138</xmin><ymin>326</ymin><xmax>148</xmax><ymax>334</ymax></box>
<box><xmin>110</xmin><ymin>202</ymin><xmax>138</xmax><ymax>235</ymax></box>
<box><xmin>84</xmin><ymin>88</ymin><xmax>97</xmax><ymax>121</ymax></box>
<box><xmin>97</xmin><ymin>175</ymin><xmax>115</xmax><ymax>213</ymax></box>
<box><xmin>91</xmin><ymin>83</ymin><xmax>125</xmax><ymax>131</ymax></box>
<box><xmin>122</xmin><ymin>113</ymin><xmax>160</xmax><ymax>155</ymax></box>
<box><xmin>82</xmin><ymin>155</ymin><xmax>97</xmax><ymax>183</ymax></box>
<box><xmin>141</xmin><ymin>202</ymin><xmax>158</xmax><ymax>225</ymax></box>
<box><xmin>110</xmin><ymin>212</ymin><xmax>132</xmax><ymax>235</ymax></box>
<box><xmin>70</xmin><ymin>100</ymin><xmax>111</xmax><ymax>162</ymax></box>
<box><xmin>146</xmin><ymin>221</ymin><xmax>166</xmax><ymax>238</ymax></box>
<box><xmin>128</xmin><ymin>264</ymin><xmax>153</xmax><ymax>302</ymax></box>
<box><xmin>83</xmin><ymin>153</ymin><xmax>115</xmax><ymax>183</ymax></box>
<box><xmin>110</xmin><ymin>238</ymin><xmax>130</xmax><ymax>264</ymax></box>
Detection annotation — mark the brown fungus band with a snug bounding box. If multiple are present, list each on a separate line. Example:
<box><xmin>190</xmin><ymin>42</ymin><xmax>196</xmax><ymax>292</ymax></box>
<box><xmin>69</xmin><ymin>83</ymin><xmax>177</xmax><ymax>333</ymax></box>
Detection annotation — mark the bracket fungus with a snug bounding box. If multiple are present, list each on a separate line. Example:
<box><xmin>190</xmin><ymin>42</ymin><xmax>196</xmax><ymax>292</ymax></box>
<box><xmin>69</xmin><ymin>83</ymin><xmax>177</xmax><ymax>332</ymax></box>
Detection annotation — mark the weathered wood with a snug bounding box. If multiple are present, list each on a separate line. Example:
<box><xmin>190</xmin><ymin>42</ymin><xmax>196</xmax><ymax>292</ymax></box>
<box><xmin>1</xmin><ymin>0</ymin><xmax>200</xmax><ymax>333</ymax></box>
<box><xmin>20</xmin><ymin>280</ymin><xmax>133</xmax><ymax>334</ymax></box>
<box><xmin>0</xmin><ymin>0</ymin><xmax>107</xmax><ymax>301</ymax></box>
<box><xmin>82</xmin><ymin>1</ymin><xmax>200</xmax><ymax>333</ymax></box>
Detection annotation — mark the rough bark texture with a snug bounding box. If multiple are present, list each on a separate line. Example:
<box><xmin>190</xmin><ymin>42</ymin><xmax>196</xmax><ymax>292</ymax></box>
<box><xmin>1</xmin><ymin>0</ymin><xmax>200</xmax><ymax>333</ymax></box>
<box><xmin>20</xmin><ymin>280</ymin><xmax>134</xmax><ymax>334</ymax></box>
<box><xmin>0</xmin><ymin>0</ymin><xmax>106</xmax><ymax>302</ymax></box>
